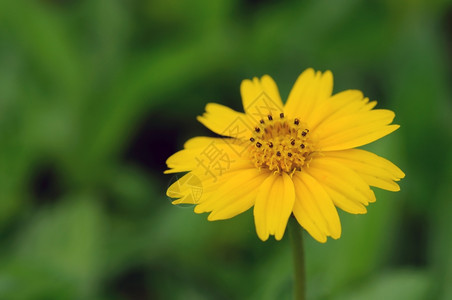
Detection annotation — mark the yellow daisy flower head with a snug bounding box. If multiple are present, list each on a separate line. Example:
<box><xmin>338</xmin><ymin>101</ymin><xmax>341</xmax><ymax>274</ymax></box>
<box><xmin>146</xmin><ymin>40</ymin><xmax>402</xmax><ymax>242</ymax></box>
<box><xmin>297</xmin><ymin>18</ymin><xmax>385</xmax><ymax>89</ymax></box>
<box><xmin>165</xmin><ymin>68</ymin><xmax>405</xmax><ymax>242</ymax></box>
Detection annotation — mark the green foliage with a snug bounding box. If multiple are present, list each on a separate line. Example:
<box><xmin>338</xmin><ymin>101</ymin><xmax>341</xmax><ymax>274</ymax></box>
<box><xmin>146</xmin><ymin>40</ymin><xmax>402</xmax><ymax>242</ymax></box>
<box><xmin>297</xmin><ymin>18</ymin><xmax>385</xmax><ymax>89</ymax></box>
<box><xmin>0</xmin><ymin>0</ymin><xmax>451</xmax><ymax>299</ymax></box>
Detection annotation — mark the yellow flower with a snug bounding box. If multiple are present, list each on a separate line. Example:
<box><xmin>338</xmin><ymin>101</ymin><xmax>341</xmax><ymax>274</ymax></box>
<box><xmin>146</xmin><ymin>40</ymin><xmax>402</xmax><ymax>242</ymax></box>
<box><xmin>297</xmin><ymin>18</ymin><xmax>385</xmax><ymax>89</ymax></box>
<box><xmin>165</xmin><ymin>68</ymin><xmax>405</xmax><ymax>242</ymax></box>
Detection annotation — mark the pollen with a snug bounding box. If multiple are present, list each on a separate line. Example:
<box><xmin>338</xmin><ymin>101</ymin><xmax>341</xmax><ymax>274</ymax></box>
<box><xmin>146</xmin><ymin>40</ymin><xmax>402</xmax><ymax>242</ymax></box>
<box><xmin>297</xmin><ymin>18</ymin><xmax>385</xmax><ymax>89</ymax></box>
<box><xmin>249</xmin><ymin>113</ymin><xmax>315</xmax><ymax>174</ymax></box>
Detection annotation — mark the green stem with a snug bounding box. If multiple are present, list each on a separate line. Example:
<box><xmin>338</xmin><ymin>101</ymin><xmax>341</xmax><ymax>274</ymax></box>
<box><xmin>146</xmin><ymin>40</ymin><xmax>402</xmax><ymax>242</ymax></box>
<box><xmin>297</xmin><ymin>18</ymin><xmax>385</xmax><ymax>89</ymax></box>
<box><xmin>289</xmin><ymin>216</ymin><xmax>306</xmax><ymax>300</ymax></box>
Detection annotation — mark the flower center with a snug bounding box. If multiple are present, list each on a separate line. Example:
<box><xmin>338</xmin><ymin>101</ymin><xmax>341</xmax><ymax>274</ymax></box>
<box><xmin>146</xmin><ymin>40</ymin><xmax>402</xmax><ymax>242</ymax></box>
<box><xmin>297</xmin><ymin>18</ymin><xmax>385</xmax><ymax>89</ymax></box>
<box><xmin>249</xmin><ymin>113</ymin><xmax>314</xmax><ymax>175</ymax></box>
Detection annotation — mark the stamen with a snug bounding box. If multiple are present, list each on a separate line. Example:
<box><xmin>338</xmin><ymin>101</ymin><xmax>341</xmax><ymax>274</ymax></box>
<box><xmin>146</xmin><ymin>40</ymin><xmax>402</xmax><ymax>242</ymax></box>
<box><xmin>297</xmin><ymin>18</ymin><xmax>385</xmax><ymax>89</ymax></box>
<box><xmin>249</xmin><ymin>116</ymin><xmax>314</xmax><ymax>174</ymax></box>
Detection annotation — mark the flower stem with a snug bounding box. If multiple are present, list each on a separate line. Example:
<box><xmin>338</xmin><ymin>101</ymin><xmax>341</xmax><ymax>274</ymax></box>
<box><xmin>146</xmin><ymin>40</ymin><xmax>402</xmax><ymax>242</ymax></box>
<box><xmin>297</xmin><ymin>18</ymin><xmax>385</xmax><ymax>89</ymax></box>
<box><xmin>289</xmin><ymin>216</ymin><xmax>306</xmax><ymax>300</ymax></box>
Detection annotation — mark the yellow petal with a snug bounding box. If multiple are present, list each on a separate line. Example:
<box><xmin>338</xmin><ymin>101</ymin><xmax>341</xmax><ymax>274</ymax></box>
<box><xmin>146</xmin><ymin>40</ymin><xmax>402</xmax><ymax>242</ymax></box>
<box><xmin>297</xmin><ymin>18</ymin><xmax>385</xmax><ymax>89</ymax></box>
<box><xmin>168</xmin><ymin>162</ymin><xmax>259</xmax><ymax>206</ymax></box>
<box><xmin>315</xmin><ymin>108</ymin><xmax>399</xmax><ymax>151</ymax></box>
<box><xmin>197</xmin><ymin>103</ymin><xmax>254</xmax><ymax>139</ymax></box>
<box><xmin>292</xmin><ymin>210</ymin><xmax>327</xmax><ymax>243</ymax></box>
<box><xmin>206</xmin><ymin>169</ymin><xmax>270</xmax><ymax>221</ymax></box>
<box><xmin>292</xmin><ymin>172</ymin><xmax>341</xmax><ymax>240</ymax></box>
<box><xmin>324</xmin><ymin>149</ymin><xmax>405</xmax><ymax>191</ymax></box>
<box><xmin>323</xmin><ymin>186</ymin><xmax>367</xmax><ymax>214</ymax></box>
<box><xmin>306</xmin><ymin>157</ymin><xmax>376</xmax><ymax>214</ymax></box>
<box><xmin>164</xmin><ymin>137</ymin><xmax>252</xmax><ymax>174</ymax></box>
<box><xmin>283</xmin><ymin>69</ymin><xmax>333</xmax><ymax>125</ymax></box>
<box><xmin>254</xmin><ymin>173</ymin><xmax>295</xmax><ymax>241</ymax></box>
<box><xmin>183</xmin><ymin>136</ymin><xmax>217</xmax><ymax>149</ymax></box>
<box><xmin>167</xmin><ymin>171</ymin><xmax>213</xmax><ymax>205</ymax></box>
<box><xmin>194</xmin><ymin>167</ymin><xmax>264</xmax><ymax>214</ymax></box>
<box><xmin>307</xmin><ymin>90</ymin><xmax>367</xmax><ymax>130</ymax></box>
<box><xmin>240</xmin><ymin>75</ymin><xmax>284</xmax><ymax>124</ymax></box>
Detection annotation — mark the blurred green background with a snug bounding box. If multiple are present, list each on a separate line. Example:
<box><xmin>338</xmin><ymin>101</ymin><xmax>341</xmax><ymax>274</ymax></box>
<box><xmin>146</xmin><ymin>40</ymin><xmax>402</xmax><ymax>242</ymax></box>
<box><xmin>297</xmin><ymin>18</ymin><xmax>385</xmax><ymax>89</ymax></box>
<box><xmin>0</xmin><ymin>0</ymin><xmax>451</xmax><ymax>299</ymax></box>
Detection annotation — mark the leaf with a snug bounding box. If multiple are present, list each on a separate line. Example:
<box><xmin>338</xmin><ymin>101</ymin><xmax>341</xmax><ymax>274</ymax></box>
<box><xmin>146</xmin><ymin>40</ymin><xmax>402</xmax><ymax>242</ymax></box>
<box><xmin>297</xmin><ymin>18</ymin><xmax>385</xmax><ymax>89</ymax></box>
<box><xmin>335</xmin><ymin>269</ymin><xmax>432</xmax><ymax>300</ymax></box>
<box><xmin>0</xmin><ymin>196</ymin><xmax>105</xmax><ymax>299</ymax></box>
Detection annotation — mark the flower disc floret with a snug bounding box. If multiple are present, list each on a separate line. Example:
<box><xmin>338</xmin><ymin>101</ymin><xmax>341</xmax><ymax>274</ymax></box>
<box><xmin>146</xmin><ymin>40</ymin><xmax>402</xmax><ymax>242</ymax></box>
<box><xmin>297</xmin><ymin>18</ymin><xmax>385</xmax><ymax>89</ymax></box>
<box><xmin>249</xmin><ymin>113</ymin><xmax>314</xmax><ymax>174</ymax></box>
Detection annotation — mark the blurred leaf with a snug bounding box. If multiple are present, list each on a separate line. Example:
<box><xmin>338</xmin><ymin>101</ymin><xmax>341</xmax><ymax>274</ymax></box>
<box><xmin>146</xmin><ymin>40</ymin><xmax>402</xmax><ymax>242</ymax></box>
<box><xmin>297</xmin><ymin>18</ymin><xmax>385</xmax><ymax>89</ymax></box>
<box><xmin>0</xmin><ymin>0</ymin><xmax>86</xmax><ymax>96</ymax></box>
<box><xmin>335</xmin><ymin>269</ymin><xmax>432</xmax><ymax>300</ymax></box>
<box><xmin>0</xmin><ymin>195</ymin><xmax>105</xmax><ymax>299</ymax></box>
